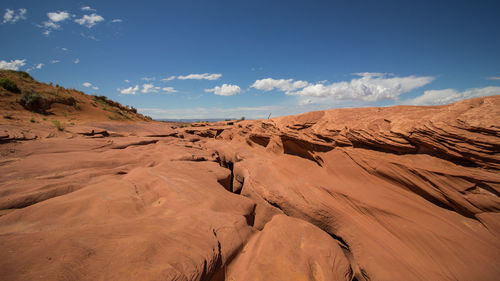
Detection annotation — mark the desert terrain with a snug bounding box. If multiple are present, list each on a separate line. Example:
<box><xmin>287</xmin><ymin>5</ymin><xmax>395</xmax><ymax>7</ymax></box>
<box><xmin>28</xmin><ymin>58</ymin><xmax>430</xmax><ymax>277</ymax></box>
<box><xmin>1</xmin><ymin>70</ymin><xmax>499</xmax><ymax>280</ymax></box>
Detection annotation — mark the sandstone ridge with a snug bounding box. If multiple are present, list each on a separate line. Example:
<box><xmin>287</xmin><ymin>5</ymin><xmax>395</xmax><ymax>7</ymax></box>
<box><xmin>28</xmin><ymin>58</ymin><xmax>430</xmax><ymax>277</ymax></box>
<box><xmin>0</xmin><ymin>88</ymin><xmax>499</xmax><ymax>280</ymax></box>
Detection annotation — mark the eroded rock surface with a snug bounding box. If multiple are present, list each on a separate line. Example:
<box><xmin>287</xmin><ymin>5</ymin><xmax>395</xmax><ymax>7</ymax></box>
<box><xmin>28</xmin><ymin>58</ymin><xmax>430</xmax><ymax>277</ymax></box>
<box><xmin>1</xmin><ymin>96</ymin><xmax>499</xmax><ymax>280</ymax></box>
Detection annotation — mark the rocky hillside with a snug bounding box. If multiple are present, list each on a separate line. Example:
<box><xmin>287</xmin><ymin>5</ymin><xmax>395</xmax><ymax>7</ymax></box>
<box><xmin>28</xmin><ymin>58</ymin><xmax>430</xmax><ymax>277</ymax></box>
<box><xmin>0</xmin><ymin>91</ymin><xmax>499</xmax><ymax>280</ymax></box>
<box><xmin>0</xmin><ymin>70</ymin><xmax>151</xmax><ymax>124</ymax></box>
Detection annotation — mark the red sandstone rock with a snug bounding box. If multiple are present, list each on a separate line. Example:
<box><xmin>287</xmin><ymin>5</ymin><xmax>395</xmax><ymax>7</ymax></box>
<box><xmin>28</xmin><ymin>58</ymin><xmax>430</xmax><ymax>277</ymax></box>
<box><xmin>1</xmin><ymin>95</ymin><xmax>499</xmax><ymax>280</ymax></box>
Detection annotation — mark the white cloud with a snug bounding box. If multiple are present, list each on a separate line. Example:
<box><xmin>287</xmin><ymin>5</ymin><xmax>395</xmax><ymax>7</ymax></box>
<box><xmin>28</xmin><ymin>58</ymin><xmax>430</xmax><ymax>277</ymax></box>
<box><xmin>111</xmin><ymin>19</ymin><xmax>122</xmax><ymax>23</ymax></box>
<box><xmin>82</xmin><ymin>82</ymin><xmax>99</xmax><ymax>90</ymax></box>
<box><xmin>162</xmin><ymin>73</ymin><xmax>222</xmax><ymax>81</ymax></box>
<box><xmin>404</xmin><ymin>86</ymin><xmax>500</xmax><ymax>106</ymax></box>
<box><xmin>124</xmin><ymin>79</ymin><xmax>130</xmax><ymax>83</ymax></box>
<box><xmin>2</xmin><ymin>9</ymin><xmax>14</xmax><ymax>24</ymax></box>
<box><xmin>352</xmin><ymin>72</ymin><xmax>392</xmax><ymax>78</ymax></box>
<box><xmin>251</xmin><ymin>78</ymin><xmax>309</xmax><ymax>92</ymax></box>
<box><xmin>141</xmin><ymin>83</ymin><xmax>161</xmax><ymax>93</ymax></box>
<box><xmin>50</xmin><ymin>60</ymin><xmax>60</xmax><ymax>64</ymax></box>
<box><xmin>177</xmin><ymin>73</ymin><xmax>222</xmax><ymax>80</ymax></box>
<box><xmin>74</xmin><ymin>13</ymin><xmax>104</xmax><ymax>28</ymax></box>
<box><xmin>2</xmin><ymin>8</ymin><xmax>27</xmax><ymax>24</ymax></box>
<box><xmin>286</xmin><ymin>73</ymin><xmax>434</xmax><ymax>102</ymax></box>
<box><xmin>487</xmin><ymin>76</ymin><xmax>500</xmax><ymax>80</ymax></box>
<box><xmin>162</xmin><ymin>87</ymin><xmax>178</xmax><ymax>93</ymax></box>
<box><xmin>41</xmin><ymin>20</ymin><xmax>60</xmax><ymax>29</ymax></box>
<box><xmin>161</xmin><ymin>76</ymin><xmax>177</xmax><ymax>82</ymax></box>
<box><xmin>35</xmin><ymin>63</ymin><xmax>43</xmax><ymax>69</ymax></box>
<box><xmin>73</xmin><ymin>58</ymin><xmax>80</xmax><ymax>64</ymax></box>
<box><xmin>0</xmin><ymin>59</ymin><xmax>26</xmax><ymax>70</ymax></box>
<box><xmin>141</xmin><ymin>77</ymin><xmax>155</xmax><ymax>81</ymax></box>
<box><xmin>118</xmin><ymin>85</ymin><xmax>139</xmax><ymax>95</ymax></box>
<box><xmin>81</xmin><ymin>6</ymin><xmax>96</xmax><ymax>12</ymax></box>
<box><xmin>205</xmin><ymin>84</ymin><xmax>241</xmax><ymax>96</ymax></box>
<box><xmin>61</xmin><ymin>47</ymin><xmax>68</xmax><ymax>51</ymax></box>
<box><xmin>39</xmin><ymin>11</ymin><xmax>70</xmax><ymax>34</ymax></box>
<box><xmin>47</xmin><ymin>11</ymin><xmax>70</xmax><ymax>22</ymax></box>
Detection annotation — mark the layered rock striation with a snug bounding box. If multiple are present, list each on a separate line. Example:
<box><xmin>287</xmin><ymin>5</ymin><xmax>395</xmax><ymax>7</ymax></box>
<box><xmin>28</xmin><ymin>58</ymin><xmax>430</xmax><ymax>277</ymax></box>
<box><xmin>1</xmin><ymin>96</ymin><xmax>499</xmax><ymax>280</ymax></box>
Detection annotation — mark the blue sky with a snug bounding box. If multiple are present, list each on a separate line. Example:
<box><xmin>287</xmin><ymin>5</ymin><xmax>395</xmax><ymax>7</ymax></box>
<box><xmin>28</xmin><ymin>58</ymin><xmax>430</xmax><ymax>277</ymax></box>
<box><xmin>1</xmin><ymin>0</ymin><xmax>500</xmax><ymax>119</ymax></box>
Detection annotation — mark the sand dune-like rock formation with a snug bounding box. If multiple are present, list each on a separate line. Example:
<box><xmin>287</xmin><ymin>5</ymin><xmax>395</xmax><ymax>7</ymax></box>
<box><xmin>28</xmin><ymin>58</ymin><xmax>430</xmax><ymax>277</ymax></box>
<box><xmin>1</xmin><ymin>87</ymin><xmax>499</xmax><ymax>279</ymax></box>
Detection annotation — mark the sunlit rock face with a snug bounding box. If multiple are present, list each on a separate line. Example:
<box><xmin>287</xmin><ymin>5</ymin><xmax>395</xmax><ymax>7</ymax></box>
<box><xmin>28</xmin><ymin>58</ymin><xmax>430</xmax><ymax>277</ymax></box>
<box><xmin>1</xmin><ymin>95</ymin><xmax>499</xmax><ymax>281</ymax></box>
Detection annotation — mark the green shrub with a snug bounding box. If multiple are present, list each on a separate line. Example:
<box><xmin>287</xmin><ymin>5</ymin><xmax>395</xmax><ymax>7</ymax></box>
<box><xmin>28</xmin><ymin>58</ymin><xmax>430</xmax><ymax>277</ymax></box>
<box><xmin>93</xmin><ymin>95</ymin><xmax>138</xmax><ymax>115</ymax></box>
<box><xmin>0</xmin><ymin>78</ymin><xmax>20</xmax><ymax>93</ymax></box>
<box><xmin>19</xmin><ymin>90</ymin><xmax>51</xmax><ymax>113</ymax></box>
<box><xmin>52</xmin><ymin>120</ymin><xmax>65</xmax><ymax>131</ymax></box>
<box><xmin>107</xmin><ymin>114</ymin><xmax>123</xmax><ymax>120</ymax></box>
<box><xmin>55</xmin><ymin>96</ymin><xmax>77</xmax><ymax>106</ymax></box>
<box><xmin>6</xmin><ymin>70</ymin><xmax>33</xmax><ymax>80</ymax></box>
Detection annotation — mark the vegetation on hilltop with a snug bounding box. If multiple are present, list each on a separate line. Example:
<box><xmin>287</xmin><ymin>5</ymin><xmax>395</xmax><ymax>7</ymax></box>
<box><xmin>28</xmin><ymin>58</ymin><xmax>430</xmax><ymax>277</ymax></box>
<box><xmin>0</xmin><ymin>70</ymin><xmax>152</xmax><ymax>122</ymax></box>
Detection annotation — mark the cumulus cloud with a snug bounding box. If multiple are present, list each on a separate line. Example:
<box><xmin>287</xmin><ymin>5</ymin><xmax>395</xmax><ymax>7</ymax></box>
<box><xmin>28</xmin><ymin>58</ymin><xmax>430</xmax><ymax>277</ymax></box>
<box><xmin>2</xmin><ymin>8</ymin><xmax>27</xmax><ymax>24</ymax></box>
<box><xmin>74</xmin><ymin>13</ymin><xmax>104</xmax><ymax>28</ymax></box>
<box><xmin>47</xmin><ymin>11</ymin><xmax>70</xmax><ymax>22</ymax></box>
<box><xmin>352</xmin><ymin>72</ymin><xmax>392</xmax><ymax>78</ymax></box>
<box><xmin>26</xmin><ymin>63</ymin><xmax>43</xmax><ymax>72</ymax></box>
<box><xmin>141</xmin><ymin>77</ymin><xmax>155</xmax><ymax>81</ymax></box>
<box><xmin>162</xmin><ymin>73</ymin><xmax>222</xmax><ymax>81</ymax></box>
<box><xmin>177</xmin><ymin>73</ymin><xmax>222</xmax><ymax>80</ymax></box>
<box><xmin>81</xmin><ymin>82</ymin><xmax>98</xmax><ymax>90</ymax></box>
<box><xmin>487</xmin><ymin>76</ymin><xmax>500</xmax><ymax>80</ymax></box>
<box><xmin>50</xmin><ymin>60</ymin><xmax>60</xmax><ymax>64</ymax></box>
<box><xmin>162</xmin><ymin>87</ymin><xmax>177</xmax><ymax>93</ymax></box>
<box><xmin>0</xmin><ymin>59</ymin><xmax>26</xmax><ymax>70</ymax></box>
<box><xmin>118</xmin><ymin>85</ymin><xmax>139</xmax><ymax>95</ymax></box>
<box><xmin>111</xmin><ymin>19</ymin><xmax>122</xmax><ymax>23</ymax></box>
<box><xmin>161</xmin><ymin>76</ymin><xmax>177</xmax><ymax>82</ymax></box>
<box><xmin>40</xmin><ymin>11</ymin><xmax>69</xmax><ymax>34</ymax></box>
<box><xmin>41</xmin><ymin>21</ymin><xmax>59</xmax><ymax>29</ymax></box>
<box><xmin>124</xmin><ymin>79</ymin><xmax>130</xmax><ymax>83</ymax></box>
<box><xmin>404</xmin><ymin>86</ymin><xmax>500</xmax><ymax>106</ymax></box>
<box><xmin>205</xmin><ymin>84</ymin><xmax>241</xmax><ymax>96</ymax></box>
<box><xmin>141</xmin><ymin>83</ymin><xmax>161</xmax><ymax>93</ymax></box>
<box><xmin>251</xmin><ymin>78</ymin><xmax>310</xmax><ymax>92</ymax></box>
<box><xmin>73</xmin><ymin>58</ymin><xmax>80</xmax><ymax>64</ymax></box>
<box><xmin>81</xmin><ymin>6</ymin><xmax>96</xmax><ymax>12</ymax></box>
<box><xmin>286</xmin><ymin>73</ymin><xmax>434</xmax><ymax>102</ymax></box>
